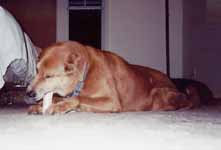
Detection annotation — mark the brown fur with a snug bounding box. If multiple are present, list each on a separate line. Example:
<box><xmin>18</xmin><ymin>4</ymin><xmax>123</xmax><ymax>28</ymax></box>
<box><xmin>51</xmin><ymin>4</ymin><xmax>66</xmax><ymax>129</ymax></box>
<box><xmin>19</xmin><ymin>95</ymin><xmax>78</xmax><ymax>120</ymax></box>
<box><xmin>27</xmin><ymin>41</ymin><xmax>196</xmax><ymax>114</ymax></box>
<box><xmin>171</xmin><ymin>78</ymin><xmax>216</xmax><ymax>107</ymax></box>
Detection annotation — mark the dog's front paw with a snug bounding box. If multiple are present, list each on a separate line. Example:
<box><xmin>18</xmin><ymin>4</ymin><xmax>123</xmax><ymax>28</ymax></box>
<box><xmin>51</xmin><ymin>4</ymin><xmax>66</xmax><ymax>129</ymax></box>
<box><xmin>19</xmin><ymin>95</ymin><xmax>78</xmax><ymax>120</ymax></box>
<box><xmin>45</xmin><ymin>104</ymin><xmax>67</xmax><ymax>115</ymax></box>
<box><xmin>28</xmin><ymin>105</ymin><xmax>43</xmax><ymax>115</ymax></box>
<box><xmin>45</xmin><ymin>100</ymin><xmax>79</xmax><ymax>115</ymax></box>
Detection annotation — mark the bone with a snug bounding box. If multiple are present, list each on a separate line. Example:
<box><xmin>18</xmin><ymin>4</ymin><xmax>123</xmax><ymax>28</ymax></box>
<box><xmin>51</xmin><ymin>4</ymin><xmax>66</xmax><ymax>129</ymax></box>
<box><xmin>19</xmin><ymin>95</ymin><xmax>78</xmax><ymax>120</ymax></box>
<box><xmin>42</xmin><ymin>92</ymin><xmax>53</xmax><ymax>114</ymax></box>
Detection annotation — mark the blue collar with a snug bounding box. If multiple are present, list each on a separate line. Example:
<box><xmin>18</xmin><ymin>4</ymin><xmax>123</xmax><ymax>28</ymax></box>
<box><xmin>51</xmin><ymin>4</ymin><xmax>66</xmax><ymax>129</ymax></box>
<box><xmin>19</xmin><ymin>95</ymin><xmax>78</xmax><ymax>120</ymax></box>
<box><xmin>66</xmin><ymin>63</ymin><xmax>88</xmax><ymax>97</ymax></box>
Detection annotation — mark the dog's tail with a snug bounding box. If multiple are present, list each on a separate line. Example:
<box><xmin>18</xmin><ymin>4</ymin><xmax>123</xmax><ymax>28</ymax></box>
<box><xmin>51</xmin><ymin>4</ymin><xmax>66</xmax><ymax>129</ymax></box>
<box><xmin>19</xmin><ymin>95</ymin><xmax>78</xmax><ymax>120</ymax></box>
<box><xmin>172</xmin><ymin>78</ymin><xmax>217</xmax><ymax>107</ymax></box>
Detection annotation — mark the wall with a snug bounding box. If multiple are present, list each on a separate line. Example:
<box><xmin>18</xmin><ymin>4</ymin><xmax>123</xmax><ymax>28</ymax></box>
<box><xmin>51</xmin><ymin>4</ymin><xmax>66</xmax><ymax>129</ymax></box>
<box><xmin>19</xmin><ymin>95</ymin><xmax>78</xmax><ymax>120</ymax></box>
<box><xmin>182</xmin><ymin>0</ymin><xmax>206</xmax><ymax>79</ymax></box>
<box><xmin>103</xmin><ymin>0</ymin><xmax>167</xmax><ymax>72</ymax></box>
<box><xmin>169</xmin><ymin>0</ymin><xmax>183</xmax><ymax>78</ymax></box>
<box><xmin>2</xmin><ymin>0</ymin><xmax>56</xmax><ymax>48</ymax></box>
<box><xmin>182</xmin><ymin>0</ymin><xmax>221</xmax><ymax>97</ymax></box>
<box><xmin>197</xmin><ymin>0</ymin><xmax>221</xmax><ymax>97</ymax></box>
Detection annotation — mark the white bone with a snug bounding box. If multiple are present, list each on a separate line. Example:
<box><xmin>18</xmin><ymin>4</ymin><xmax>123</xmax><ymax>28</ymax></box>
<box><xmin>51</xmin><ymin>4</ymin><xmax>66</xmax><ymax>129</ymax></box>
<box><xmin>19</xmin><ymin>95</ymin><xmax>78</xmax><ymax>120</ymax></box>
<box><xmin>42</xmin><ymin>92</ymin><xmax>53</xmax><ymax>114</ymax></box>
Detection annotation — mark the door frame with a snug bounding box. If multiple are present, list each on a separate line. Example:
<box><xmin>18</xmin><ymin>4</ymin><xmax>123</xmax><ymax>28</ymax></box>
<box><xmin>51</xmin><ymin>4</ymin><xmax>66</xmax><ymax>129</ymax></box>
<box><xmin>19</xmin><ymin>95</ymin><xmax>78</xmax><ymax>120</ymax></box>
<box><xmin>56</xmin><ymin>0</ymin><xmax>69</xmax><ymax>42</ymax></box>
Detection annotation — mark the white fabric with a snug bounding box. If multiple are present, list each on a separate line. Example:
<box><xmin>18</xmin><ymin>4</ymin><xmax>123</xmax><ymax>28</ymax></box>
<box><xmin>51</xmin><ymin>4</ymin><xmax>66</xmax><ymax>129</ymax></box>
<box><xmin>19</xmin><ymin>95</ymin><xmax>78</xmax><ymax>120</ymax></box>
<box><xmin>0</xmin><ymin>7</ymin><xmax>38</xmax><ymax>88</ymax></box>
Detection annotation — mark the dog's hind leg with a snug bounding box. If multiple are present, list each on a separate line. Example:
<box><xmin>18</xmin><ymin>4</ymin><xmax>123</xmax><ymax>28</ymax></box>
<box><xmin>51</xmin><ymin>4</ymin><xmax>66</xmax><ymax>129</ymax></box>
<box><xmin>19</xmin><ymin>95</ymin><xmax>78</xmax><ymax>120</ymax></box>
<box><xmin>150</xmin><ymin>87</ymin><xmax>194</xmax><ymax>111</ymax></box>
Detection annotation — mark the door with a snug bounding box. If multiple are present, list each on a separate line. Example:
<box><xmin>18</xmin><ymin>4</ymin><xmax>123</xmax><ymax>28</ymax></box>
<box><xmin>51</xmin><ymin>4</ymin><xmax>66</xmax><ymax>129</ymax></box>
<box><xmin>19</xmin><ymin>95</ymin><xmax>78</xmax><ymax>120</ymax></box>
<box><xmin>69</xmin><ymin>0</ymin><xmax>102</xmax><ymax>48</ymax></box>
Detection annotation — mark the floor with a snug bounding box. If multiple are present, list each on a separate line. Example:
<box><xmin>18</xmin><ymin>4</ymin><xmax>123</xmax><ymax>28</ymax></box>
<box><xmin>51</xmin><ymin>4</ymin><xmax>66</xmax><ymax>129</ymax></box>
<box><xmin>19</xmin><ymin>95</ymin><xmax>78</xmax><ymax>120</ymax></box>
<box><xmin>0</xmin><ymin>104</ymin><xmax>221</xmax><ymax>150</ymax></box>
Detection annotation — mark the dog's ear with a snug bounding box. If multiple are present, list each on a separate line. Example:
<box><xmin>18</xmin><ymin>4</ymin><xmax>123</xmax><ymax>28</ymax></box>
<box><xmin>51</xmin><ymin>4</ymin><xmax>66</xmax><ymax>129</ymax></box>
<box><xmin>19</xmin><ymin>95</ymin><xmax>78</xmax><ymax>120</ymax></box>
<box><xmin>64</xmin><ymin>53</ymin><xmax>84</xmax><ymax>73</ymax></box>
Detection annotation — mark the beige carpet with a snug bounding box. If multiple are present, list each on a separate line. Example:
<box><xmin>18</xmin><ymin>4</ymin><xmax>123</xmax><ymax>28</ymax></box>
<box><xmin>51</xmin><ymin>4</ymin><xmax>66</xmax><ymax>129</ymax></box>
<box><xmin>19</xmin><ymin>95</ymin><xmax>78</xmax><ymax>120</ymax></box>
<box><xmin>0</xmin><ymin>104</ymin><xmax>221</xmax><ymax>150</ymax></box>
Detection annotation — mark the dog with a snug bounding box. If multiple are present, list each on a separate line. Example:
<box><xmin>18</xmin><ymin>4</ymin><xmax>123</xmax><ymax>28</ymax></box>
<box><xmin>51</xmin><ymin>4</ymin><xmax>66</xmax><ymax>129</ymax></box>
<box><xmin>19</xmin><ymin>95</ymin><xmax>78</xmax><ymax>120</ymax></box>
<box><xmin>27</xmin><ymin>41</ymin><xmax>198</xmax><ymax>114</ymax></box>
<box><xmin>171</xmin><ymin>78</ymin><xmax>215</xmax><ymax>107</ymax></box>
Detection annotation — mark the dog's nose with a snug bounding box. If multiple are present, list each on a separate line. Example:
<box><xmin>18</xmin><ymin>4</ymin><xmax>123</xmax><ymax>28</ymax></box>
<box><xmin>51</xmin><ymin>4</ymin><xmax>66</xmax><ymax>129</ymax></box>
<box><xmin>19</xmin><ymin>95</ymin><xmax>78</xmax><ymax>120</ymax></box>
<box><xmin>26</xmin><ymin>90</ymin><xmax>36</xmax><ymax>98</ymax></box>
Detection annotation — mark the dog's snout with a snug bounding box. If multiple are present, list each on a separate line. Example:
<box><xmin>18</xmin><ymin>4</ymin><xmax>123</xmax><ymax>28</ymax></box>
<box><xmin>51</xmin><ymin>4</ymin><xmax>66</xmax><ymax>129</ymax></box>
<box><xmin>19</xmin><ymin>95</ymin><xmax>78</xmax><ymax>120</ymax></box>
<box><xmin>26</xmin><ymin>90</ymin><xmax>36</xmax><ymax>98</ymax></box>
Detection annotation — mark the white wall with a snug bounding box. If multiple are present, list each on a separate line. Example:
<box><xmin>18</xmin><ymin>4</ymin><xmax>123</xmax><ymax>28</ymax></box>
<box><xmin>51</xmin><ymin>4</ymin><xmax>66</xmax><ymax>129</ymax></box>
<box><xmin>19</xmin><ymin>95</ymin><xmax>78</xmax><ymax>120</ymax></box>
<box><xmin>103</xmin><ymin>0</ymin><xmax>167</xmax><ymax>72</ymax></box>
<box><xmin>169</xmin><ymin>0</ymin><xmax>183</xmax><ymax>78</ymax></box>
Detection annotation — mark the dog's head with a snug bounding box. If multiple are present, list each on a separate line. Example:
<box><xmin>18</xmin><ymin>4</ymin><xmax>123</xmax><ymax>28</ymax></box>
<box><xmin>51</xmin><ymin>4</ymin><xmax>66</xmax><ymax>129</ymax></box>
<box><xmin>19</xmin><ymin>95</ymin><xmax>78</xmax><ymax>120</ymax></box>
<box><xmin>26</xmin><ymin>42</ymin><xmax>88</xmax><ymax>101</ymax></box>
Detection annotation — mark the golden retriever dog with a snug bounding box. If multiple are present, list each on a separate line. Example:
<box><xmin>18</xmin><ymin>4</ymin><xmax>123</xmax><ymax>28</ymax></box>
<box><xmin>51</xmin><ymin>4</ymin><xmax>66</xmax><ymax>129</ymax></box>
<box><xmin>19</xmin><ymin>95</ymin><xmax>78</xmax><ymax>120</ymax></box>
<box><xmin>27</xmin><ymin>41</ymin><xmax>197</xmax><ymax>114</ymax></box>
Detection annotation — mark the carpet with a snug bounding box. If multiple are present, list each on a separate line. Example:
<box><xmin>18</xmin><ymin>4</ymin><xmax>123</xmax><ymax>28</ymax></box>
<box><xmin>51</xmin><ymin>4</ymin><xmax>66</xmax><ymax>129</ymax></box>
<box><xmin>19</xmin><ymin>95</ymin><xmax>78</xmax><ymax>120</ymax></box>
<box><xmin>0</xmin><ymin>104</ymin><xmax>221</xmax><ymax>150</ymax></box>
